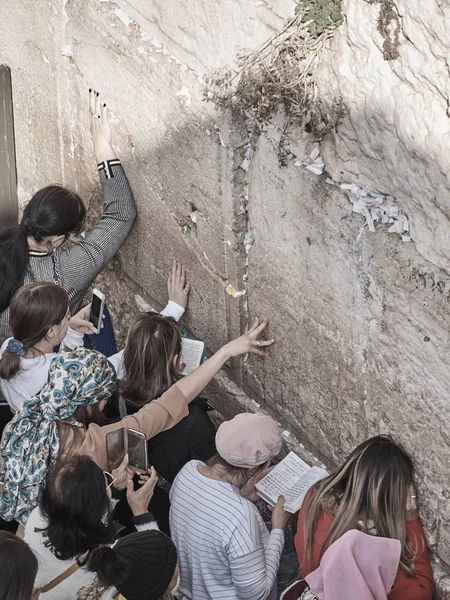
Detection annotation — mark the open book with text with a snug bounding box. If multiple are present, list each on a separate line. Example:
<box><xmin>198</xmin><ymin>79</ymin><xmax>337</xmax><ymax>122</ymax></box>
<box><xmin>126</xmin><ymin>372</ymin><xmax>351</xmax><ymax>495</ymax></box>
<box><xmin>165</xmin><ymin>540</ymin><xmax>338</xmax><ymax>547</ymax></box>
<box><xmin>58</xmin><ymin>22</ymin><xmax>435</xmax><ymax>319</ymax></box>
<box><xmin>256</xmin><ymin>451</ymin><xmax>328</xmax><ymax>513</ymax></box>
<box><xmin>181</xmin><ymin>336</ymin><xmax>206</xmax><ymax>376</ymax></box>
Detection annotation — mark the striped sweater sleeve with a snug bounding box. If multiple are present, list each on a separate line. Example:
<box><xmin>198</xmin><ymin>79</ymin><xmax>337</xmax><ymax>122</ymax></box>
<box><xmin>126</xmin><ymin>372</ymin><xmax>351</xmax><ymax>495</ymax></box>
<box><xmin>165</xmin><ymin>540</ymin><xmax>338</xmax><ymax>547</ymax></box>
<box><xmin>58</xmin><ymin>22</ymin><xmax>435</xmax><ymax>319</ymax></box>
<box><xmin>229</xmin><ymin>528</ymin><xmax>284</xmax><ymax>600</ymax></box>
<box><xmin>57</xmin><ymin>160</ymin><xmax>137</xmax><ymax>289</ymax></box>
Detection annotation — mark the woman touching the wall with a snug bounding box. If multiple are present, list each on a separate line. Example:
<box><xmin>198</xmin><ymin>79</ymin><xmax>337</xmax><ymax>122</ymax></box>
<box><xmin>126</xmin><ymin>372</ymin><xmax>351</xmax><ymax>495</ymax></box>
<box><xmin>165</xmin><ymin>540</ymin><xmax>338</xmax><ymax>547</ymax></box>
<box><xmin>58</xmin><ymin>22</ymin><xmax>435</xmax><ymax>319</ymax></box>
<box><xmin>0</xmin><ymin>89</ymin><xmax>137</xmax><ymax>433</ymax></box>
<box><xmin>0</xmin><ymin>89</ymin><xmax>136</xmax><ymax>344</ymax></box>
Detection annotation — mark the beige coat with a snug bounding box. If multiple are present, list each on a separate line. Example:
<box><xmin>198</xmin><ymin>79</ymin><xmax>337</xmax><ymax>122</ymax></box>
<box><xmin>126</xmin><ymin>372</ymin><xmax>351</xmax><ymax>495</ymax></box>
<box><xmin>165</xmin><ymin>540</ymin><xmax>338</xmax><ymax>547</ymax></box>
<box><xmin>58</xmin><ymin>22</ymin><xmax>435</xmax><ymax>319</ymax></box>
<box><xmin>60</xmin><ymin>384</ymin><xmax>189</xmax><ymax>470</ymax></box>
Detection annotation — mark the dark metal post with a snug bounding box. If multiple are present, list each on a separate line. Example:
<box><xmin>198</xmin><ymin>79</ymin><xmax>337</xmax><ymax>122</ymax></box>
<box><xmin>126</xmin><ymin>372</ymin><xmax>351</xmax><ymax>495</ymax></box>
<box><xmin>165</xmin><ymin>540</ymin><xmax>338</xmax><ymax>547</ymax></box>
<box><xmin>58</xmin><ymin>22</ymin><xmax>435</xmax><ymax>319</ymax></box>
<box><xmin>0</xmin><ymin>65</ymin><xmax>17</xmax><ymax>231</ymax></box>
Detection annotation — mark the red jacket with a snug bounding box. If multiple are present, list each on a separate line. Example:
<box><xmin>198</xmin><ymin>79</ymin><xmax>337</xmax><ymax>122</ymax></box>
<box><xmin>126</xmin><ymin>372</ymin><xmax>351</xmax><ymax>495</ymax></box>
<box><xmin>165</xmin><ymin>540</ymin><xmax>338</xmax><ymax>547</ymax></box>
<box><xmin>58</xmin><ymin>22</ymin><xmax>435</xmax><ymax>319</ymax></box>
<box><xmin>294</xmin><ymin>494</ymin><xmax>434</xmax><ymax>600</ymax></box>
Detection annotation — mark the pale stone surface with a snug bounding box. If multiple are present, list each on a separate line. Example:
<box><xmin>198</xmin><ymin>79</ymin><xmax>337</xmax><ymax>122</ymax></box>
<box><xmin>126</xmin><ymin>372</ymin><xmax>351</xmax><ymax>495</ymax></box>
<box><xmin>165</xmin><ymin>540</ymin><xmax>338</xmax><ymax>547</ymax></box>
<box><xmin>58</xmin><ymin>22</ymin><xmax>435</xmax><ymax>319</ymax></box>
<box><xmin>2</xmin><ymin>0</ymin><xmax>450</xmax><ymax>585</ymax></box>
<box><xmin>317</xmin><ymin>0</ymin><xmax>450</xmax><ymax>273</ymax></box>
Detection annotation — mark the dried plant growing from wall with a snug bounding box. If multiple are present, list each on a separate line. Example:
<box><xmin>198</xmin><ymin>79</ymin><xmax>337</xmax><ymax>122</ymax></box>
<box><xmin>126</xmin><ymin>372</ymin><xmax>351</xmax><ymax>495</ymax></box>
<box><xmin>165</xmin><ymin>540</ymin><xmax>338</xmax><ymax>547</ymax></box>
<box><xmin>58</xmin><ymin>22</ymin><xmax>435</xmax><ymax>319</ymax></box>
<box><xmin>204</xmin><ymin>6</ymin><xmax>344</xmax><ymax>165</ymax></box>
<box><xmin>377</xmin><ymin>0</ymin><xmax>401</xmax><ymax>60</ymax></box>
<box><xmin>363</xmin><ymin>0</ymin><xmax>402</xmax><ymax>60</ymax></box>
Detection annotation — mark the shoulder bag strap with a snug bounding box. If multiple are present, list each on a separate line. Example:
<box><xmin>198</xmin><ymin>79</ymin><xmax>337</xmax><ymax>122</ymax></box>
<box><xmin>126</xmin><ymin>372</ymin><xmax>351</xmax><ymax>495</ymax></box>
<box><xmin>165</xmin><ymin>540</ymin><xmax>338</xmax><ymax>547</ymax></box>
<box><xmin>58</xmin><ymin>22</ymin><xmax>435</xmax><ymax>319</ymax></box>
<box><xmin>39</xmin><ymin>552</ymin><xmax>88</xmax><ymax>594</ymax></box>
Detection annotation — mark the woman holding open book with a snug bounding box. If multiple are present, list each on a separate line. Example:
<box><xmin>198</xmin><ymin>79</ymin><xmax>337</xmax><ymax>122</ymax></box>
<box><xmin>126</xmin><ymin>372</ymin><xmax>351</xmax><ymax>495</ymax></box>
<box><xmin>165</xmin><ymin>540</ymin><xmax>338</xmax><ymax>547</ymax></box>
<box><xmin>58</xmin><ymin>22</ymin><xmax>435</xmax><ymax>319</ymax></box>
<box><xmin>169</xmin><ymin>413</ymin><xmax>291</xmax><ymax>600</ymax></box>
<box><xmin>294</xmin><ymin>435</ymin><xmax>434</xmax><ymax>600</ymax></box>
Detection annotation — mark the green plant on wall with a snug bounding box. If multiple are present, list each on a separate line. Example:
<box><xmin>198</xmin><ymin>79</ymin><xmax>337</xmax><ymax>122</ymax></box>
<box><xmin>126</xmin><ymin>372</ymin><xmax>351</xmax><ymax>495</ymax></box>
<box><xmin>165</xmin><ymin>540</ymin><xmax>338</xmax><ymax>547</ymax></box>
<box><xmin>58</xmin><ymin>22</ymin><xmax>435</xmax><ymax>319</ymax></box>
<box><xmin>295</xmin><ymin>0</ymin><xmax>343</xmax><ymax>37</ymax></box>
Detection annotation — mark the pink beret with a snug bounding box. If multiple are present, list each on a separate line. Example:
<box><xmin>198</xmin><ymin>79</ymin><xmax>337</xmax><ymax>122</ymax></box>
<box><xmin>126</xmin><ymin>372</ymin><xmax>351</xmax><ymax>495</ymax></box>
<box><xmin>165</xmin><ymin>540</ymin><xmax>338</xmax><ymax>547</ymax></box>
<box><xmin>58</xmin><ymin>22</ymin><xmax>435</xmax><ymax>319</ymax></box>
<box><xmin>216</xmin><ymin>413</ymin><xmax>283</xmax><ymax>468</ymax></box>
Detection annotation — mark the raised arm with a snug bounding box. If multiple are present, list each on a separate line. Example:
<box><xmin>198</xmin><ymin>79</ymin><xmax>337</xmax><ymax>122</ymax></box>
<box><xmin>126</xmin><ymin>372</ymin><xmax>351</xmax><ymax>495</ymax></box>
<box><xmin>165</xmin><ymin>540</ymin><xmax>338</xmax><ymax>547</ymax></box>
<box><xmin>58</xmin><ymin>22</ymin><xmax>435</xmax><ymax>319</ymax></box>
<box><xmin>58</xmin><ymin>90</ymin><xmax>137</xmax><ymax>290</ymax></box>
<box><xmin>176</xmin><ymin>318</ymin><xmax>273</xmax><ymax>402</ymax></box>
<box><xmin>87</xmin><ymin>319</ymin><xmax>274</xmax><ymax>469</ymax></box>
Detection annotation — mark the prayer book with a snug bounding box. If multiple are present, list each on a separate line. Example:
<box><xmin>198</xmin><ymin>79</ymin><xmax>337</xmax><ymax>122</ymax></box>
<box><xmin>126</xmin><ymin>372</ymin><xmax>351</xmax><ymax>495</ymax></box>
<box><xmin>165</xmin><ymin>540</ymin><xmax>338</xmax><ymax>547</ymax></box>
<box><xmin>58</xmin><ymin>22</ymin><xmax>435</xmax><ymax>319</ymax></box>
<box><xmin>181</xmin><ymin>336</ymin><xmax>206</xmax><ymax>375</ymax></box>
<box><xmin>256</xmin><ymin>451</ymin><xmax>328</xmax><ymax>513</ymax></box>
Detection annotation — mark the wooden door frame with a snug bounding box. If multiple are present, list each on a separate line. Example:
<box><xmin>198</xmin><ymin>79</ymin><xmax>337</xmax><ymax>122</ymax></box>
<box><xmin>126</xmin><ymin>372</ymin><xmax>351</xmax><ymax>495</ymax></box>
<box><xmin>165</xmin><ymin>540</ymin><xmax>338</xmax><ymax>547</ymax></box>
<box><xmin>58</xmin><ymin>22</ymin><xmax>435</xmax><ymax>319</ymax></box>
<box><xmin>0</xmin><ymin>65</ymin><xmax>17</xmax><ymax>231</ymax></box>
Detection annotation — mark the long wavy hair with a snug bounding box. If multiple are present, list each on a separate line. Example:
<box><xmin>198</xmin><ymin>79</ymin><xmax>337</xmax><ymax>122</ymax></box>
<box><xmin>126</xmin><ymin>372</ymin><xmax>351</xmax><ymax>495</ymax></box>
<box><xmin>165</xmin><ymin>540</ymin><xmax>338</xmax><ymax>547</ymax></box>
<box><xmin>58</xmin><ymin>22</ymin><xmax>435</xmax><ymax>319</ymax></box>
<box><xmin>120</xmin><ymin>312</ymin><xmax>182</xmax><ymax>407</ymax></box>
<box><xmin>0</xmin><ymin>185</ymin><xmax>85</xmax><ymax>313</ymax></box>
<box><xmin>301</xmin><ymin>435</ymin><xmax>422</xmax><ymax>577</ymax></box>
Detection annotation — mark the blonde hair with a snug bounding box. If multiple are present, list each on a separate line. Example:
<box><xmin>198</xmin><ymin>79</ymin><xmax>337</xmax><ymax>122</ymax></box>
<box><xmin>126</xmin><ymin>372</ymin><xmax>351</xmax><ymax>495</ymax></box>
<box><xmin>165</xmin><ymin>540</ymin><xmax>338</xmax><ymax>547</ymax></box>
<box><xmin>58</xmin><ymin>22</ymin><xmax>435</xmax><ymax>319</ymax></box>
<box><xmin>302</xmin><ymin>435</ymin><xmax>423</xmax><ymax>577</ymax></box>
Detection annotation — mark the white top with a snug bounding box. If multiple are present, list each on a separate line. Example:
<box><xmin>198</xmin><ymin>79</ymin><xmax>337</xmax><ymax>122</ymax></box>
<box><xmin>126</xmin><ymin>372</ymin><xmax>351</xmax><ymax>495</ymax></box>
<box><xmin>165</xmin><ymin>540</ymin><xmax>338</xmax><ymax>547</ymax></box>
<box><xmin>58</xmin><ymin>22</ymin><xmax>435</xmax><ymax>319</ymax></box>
<box><xmin>24</xmin><ymin>507</ymin><xmax>159</xmax><ymax>600</ymax></box>
<box><xmin>24</xmin><ymin>507</ymin><xmax>95</xmax><ymax>600</ymax></box>
<box><xmin>0</xmin><ymin>301</ymin><xmax>185</xmax><ymax>412</ymax></box>
<box><xmin>169</xmin><ymin>460</ymin><xmax>285</xmax><ymax>600</ymax></box>
<box><xmin>0</xmin><ymin>328</ymin><xmax>84</xmax><ymax>412</ymax></box>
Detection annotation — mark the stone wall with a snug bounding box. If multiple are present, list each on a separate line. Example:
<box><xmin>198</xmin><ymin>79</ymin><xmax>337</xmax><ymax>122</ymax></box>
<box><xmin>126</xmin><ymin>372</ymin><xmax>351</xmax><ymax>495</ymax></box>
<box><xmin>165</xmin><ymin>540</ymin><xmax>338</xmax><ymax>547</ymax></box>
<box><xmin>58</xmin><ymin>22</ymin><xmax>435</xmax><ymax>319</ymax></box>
<box><xmin>2</xmin><ymin>0</ymin><xmax>450</xmax><ymax>592</ymax></box>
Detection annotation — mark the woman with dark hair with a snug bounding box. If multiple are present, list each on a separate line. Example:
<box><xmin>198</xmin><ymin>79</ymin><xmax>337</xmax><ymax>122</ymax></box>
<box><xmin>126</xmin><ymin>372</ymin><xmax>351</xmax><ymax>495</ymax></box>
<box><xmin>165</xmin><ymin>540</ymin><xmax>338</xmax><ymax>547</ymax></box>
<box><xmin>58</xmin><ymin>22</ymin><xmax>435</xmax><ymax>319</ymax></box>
<box><xmin>78</xmin><ymin>530</ymin><xmax>178</xmax><ymax>600</ymax></box>
<box><xmin>0</xmin><ymin>319</ymin><xmax>272</xmax><ymax>526</ymax></box>
<box><xmin>0</xmin><ymin>89</ymin><xmax>136</xmax><ymax>431</ymax></box>
<box><xmin>0</xmin><ymin>90</ymin><xmax>136</xmax><ymax>343</ymax></box>
<box><xmin>24</xmin><ymin>455</ymin><xmax>158</xmax><ymax>599</ymax></box>
<box><xmin>0</xmin><ymin>531</ymin><xmax>38</xmax><ymax>600</ymax></box>
<box><xmin>294</xmin><ymin>435</ymin><xmax>434</xmax><ymax>600</ymax></box>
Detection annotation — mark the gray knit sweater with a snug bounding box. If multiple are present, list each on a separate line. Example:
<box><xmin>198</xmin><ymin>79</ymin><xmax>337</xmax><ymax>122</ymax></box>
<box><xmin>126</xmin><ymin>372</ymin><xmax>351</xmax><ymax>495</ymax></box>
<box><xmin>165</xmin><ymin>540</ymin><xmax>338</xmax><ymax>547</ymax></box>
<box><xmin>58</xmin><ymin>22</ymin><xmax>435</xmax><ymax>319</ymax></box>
<box><xmin>0</xmin><ymin>159</ymin><xmax>137</xmax><ymax>346</ymax></box>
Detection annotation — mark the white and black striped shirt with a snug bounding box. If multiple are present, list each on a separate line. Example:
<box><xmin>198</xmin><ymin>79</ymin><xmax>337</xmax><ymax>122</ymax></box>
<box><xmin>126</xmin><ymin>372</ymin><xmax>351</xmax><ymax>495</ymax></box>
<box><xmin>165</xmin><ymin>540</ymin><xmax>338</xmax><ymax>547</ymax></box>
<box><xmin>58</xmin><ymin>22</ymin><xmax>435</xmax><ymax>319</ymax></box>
<box><xmin>0</xmin><ymin>160</ymin><xmax>136</xmax><ymax>346</ymax></box>
<box><xmin>170</xmin><ymin>460</ymin><xmax>284</xmax><ymax>600</ymax></box>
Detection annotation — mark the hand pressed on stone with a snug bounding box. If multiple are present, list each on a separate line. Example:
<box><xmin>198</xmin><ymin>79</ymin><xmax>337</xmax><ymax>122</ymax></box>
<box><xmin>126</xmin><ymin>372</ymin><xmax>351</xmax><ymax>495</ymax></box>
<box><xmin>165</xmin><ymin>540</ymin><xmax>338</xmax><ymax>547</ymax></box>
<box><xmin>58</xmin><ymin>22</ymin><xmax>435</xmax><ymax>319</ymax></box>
<box><xmin>89</xmin><ymin>88</ymin><xmax>115</xmax><ymax>162</ymax></box>
<box><xmin>224</xmin><ymin>318</ymin><xmax>274</xmax><ymax>358</ymax></box>
<box><xmin>168</xmin><ymin>260</ymin><xmax>190</xmax><ymax>309</ymax></box>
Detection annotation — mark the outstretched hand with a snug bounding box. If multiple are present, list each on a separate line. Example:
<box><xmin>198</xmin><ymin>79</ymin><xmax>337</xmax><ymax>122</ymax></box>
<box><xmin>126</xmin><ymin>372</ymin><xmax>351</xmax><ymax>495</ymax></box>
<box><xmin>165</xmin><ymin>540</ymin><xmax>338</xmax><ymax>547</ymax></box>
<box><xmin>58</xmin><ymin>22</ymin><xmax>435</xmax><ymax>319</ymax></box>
<box><xmin>89</xmin><ymin>89</ymin><xmax>115</xmax><ymax>162</ymax></box>
<box><xmin>168</xmin><ymin>260</ymin><xmax>190</xmax><ymax>309</ymax></box>
<box><xmin>224</xmin><ymin>318</ymin><xmax>274</xmax><ymax>358</ymax></box>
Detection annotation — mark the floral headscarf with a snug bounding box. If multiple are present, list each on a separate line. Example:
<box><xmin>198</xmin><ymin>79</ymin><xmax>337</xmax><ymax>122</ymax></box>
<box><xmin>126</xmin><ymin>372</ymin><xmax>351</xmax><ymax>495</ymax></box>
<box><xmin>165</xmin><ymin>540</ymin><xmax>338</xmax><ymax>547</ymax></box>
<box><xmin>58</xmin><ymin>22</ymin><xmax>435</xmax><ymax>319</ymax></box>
<box><xmin>0</xmin><ymin>347</ymin><xmax>116</xmax><ymax>525</ymax></box>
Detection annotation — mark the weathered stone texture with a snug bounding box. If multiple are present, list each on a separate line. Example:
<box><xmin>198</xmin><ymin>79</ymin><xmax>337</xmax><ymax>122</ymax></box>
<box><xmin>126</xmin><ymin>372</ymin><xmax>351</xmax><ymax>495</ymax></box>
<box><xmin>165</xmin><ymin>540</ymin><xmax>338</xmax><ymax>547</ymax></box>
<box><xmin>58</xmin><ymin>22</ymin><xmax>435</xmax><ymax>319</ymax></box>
<box><xmin>317</xmin><ymin>0</ymin><xmax>450</xmax><ymax>272</ymax></box>
<box><xmin>2</xmin><ymin>0</ymin><xmax>450</xmax><ymax>586</ymax></box>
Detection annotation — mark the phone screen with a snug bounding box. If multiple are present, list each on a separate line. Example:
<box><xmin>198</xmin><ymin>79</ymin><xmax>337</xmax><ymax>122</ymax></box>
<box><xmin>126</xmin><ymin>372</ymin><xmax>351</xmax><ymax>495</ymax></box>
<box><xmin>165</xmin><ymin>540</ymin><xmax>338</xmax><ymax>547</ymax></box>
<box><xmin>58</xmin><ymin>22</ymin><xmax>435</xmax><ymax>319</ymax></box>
<box><xmin>90</xmin><ymin>293</ymin><xmax>103</xmax><ymax>330</ymax></box>
<box><xmin>106</xmin><ymin>429</ymin><xmax>125</xmax><ymax>471</ymax></box>
<box><xmin>127</xmin><ymin>430</ymin><xmax>148</xmax><ymax>472</ymax></box>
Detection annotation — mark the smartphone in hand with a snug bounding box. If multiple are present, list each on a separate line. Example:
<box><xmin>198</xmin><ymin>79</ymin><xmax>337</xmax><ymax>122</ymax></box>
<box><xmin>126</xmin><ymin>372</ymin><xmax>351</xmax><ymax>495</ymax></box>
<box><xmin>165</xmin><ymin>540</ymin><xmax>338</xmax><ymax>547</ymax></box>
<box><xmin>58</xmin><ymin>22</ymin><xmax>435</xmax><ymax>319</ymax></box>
<box><xmin>89</xmin><ymin>288</ymin><xmax>105</xmax><ymax>334</ymax></box>
<box><xmin>127</xmin><ymin>428</ymin><xmax>149</xmax><ymax>474</ymax></box>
